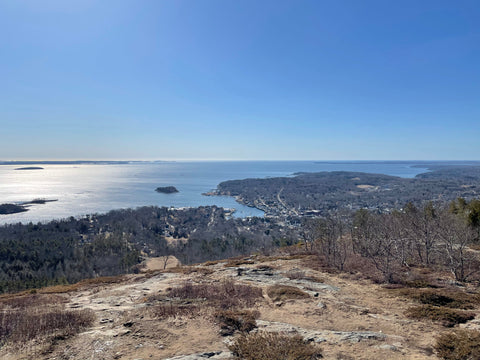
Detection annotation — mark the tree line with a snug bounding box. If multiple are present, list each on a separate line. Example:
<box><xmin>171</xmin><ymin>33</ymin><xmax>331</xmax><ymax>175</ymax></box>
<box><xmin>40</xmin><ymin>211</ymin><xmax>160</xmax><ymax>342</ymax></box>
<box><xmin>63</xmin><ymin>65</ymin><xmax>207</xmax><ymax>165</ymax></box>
<box><xmin>304</xmin><ymin>198</ymin><xmax>480</xmax><ymax>283</ymax></box>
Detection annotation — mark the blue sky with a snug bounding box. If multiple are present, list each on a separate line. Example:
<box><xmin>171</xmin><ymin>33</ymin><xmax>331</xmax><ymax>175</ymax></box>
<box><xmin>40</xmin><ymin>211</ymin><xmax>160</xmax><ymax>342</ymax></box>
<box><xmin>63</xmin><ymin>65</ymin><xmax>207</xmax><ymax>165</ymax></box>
<box><xmin>1</xmin><ymin>0</ymin><xmax>479</xmax><ymax>160</ymax></box>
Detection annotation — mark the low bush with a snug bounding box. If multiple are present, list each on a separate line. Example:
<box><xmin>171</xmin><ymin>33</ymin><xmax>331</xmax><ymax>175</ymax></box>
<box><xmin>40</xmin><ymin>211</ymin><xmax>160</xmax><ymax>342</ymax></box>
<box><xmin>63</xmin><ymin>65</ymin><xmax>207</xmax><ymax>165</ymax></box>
<box><xmin>168</xmin><ymin>280</ymin><xmax>263</xmax><ymax>309</ymax></box>
<box><xmin>225</xmin><ymin>259</ymin><xmax>255</xmax><ymax>267</ymax></box>
<box><xmin>435</xmin><ymin>329</ymin><xmax>480</xmax><ymax>360</ymax></box>
<box><xmin>214</xmin><ymin>309</ymin><xmax>259</xmax><ymax>336</ymax></box>
<box><xmin>150</xmin><ymin>303</ymin><xmax>199</xmax><ymax>319</ymax></box>
<box><xmin>0</xmin><ymin>308</ymin><xmax>95</xmax><ymax>344</ymax></box>
<box><xmin>229</xmin><ymin>331</ymin><xmax>322</xmax><ymax>360</ymax></box>
<box><xmin>396</xmin><ymin>288</ymin><xmax>479</xmax><ymax>309</ymax></box>
<box><xmin>267</xmin><ymin>285</ymin><xmax>310</xmax><ymax>302</ymax></box>
<box><xmin>406</xmin><ymin>305</ymin><xmax>475</xmax><ymax>327</ymax></box>
<box><xmin>0</xmin><ymin>293</ymin><xmax>66</xmax><ymax>309</ymax></box>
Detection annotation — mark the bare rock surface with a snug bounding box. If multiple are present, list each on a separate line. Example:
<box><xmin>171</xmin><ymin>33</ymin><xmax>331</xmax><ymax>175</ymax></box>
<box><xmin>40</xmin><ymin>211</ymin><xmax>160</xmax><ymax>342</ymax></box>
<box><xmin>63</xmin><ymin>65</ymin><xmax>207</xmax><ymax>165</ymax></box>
<box><xmin>0</xmin><ymin>255</ymin><xmax>464</xmax><ymax>359</ymax></box>
<box><xmin>164</xmin><ymin>351</ymin><xmax>232</xmax><ymax>360</ymax></box>
<box><xmin>255</xmin><ymin>320</ymin><xmax>388</xmax><ymax>344</ymax></box>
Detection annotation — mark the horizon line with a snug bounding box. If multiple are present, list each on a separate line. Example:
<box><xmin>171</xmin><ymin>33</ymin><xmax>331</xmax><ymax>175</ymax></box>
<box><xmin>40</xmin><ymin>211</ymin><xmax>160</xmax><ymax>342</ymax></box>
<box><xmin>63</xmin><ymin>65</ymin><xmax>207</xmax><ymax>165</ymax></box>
<box><xmin>1</xmin><ymin>159</ymin><xmax>480</xmax><ymax>163</ymax></box>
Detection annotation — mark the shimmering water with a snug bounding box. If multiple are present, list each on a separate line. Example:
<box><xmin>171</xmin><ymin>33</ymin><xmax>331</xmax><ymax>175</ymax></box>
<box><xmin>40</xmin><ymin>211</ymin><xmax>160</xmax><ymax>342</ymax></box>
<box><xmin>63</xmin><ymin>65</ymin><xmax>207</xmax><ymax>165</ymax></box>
<box><xmin>0</xmin><ymin>161</ymin><xmax>429</xmax><ymax>224</ymax></box>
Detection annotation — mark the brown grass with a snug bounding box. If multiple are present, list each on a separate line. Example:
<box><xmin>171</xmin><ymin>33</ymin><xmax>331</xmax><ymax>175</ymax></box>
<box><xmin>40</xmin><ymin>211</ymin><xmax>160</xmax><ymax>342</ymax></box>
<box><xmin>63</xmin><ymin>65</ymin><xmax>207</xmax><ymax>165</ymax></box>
<box><xmin>405</xmin><ymin>305</ymin><xmax>475</xmax><ymax>327</ymax></box>
<box><xmin>0</xmin><ymin>293</ymin><xmax>66</xmax><ymax>309</ymax></box>
<box><xmin>285</xmin><ymin>270</ymin><xmax>325</xmax><ymax>283</ymax></box>
<box><xmin>435</xmin><ymin>329</ymin><xmax>480</xmax><ymax>360</ymax></box>
<box><xmin>0</xmin><ymin>308</ymin><xmax>95</xmax><ymax>345</ymax></box>
<box><xmin>228</xmin><ymin>331</ymin><xmax>322</xmax><ymax>359</ymax></box>
<box><xmin>224</xmin><ymin>259</ymin><xmax>255</xmax><ymax>267</ymax></box>
<box><xmin>267</xmin><ymin>285</ymin><xmax>310</xmax><ymax>302</ymax></box>
<box><xmin>167</xmin><ymin>280</ymin><xmax>263</xmax><ymax>309</ymax></box>
<box><xmin>203</xmin><ymin>260</ymin><xmax>225</xmax><ymax>266</ymax></box>
<box><xmin>163</xmin><ymin>266</ymin><xmax>214</xmax><ymax>276</ymax></box>
<box><xmin>394</xmin><ymin>288</ymin><xmax>480</xmax><ymax>309</ymax></box>
<box><xmin>149</xmin><ymin>303</ymin><xmax>199</xmax><ymax>319</ymax></box>
<box><xmin>37</xmin><ymin>275</ymin><xmax>127</xmax><ymax>294</ymax></box>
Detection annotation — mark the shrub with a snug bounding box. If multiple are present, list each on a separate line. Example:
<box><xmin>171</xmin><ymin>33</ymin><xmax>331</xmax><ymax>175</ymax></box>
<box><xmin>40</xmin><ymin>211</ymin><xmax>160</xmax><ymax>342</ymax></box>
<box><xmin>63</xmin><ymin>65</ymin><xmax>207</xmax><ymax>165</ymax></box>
<box><xmin>229</xmin><ymin>331</ymin><xmax>322</xmax><ymax>360</ymax></box>
<box><xmin>150</xmin><ymin>303</ymin><xmax>199</xmax><ymax>319</ymax></box>
<box><xmin>214</xmin><ymin>310</ymin><xmax>259</xmax><ymax>336</ymax></box>
<box><xmin>267</xmin><ymin>285</ymin><xmax>310</xmax><ymax>302</ymax></box>
<box><xmin>0</xmin><ymin>294</ymin><xmax>65</xmax><ymax>309</ymax></box>
<box><xmin>405</xmin><ymin>305</ymin><xmax>475</xmax><ymax>327</ymax></box>
<box><xmin>0</xmin><ymin>308</ymin><xmax>95</xmax><ymax>344</ymax></box>
<box><xmin>225</xmin><ymin>259</ymin><xmax>255</xmax><ymax>267</ymax></box>
<box><xmin>168</xmin><ymin>280</ymin><xmax>263</xmax><ymax>309</ymax></box>
<box><xmin>396</xmin><ymin>288</ymin><xmax>480</xmax><ymax>309</ymax></box>
<box><xmin>436</xmin><ymin>329</ymin><xmax>480</xmax><ymax>360</ymax></box>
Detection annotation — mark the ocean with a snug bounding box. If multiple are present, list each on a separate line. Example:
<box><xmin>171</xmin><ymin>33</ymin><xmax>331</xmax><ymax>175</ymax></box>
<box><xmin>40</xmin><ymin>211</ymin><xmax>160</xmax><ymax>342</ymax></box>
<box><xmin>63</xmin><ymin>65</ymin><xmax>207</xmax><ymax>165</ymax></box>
<box><xmin>0</xmin><ymin>161</ymin><xmax>430</xmax><ymax>224</ymax></box>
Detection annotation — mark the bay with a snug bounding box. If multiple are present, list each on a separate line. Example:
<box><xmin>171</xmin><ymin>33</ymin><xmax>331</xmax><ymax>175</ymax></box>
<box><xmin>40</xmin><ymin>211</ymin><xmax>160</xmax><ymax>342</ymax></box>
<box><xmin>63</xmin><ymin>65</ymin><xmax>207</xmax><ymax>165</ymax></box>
<box><xmin>0</xmin><ymin>161</ymin><xmax>429</xmax><ymax>224</ymax></box>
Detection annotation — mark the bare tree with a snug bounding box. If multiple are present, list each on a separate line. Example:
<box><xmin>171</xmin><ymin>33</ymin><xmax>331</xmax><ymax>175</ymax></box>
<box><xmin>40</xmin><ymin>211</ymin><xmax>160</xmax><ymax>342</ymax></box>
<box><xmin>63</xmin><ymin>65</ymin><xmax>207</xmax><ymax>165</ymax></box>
<box><xmin>352</xmin><ymin>211</ymin><xmax>399</xmax><ymax>283</ymax></box>
<box><xmin>437</xmin><ymin>212</ymin><xmax>479</xmax><ymax>282</ymax></box>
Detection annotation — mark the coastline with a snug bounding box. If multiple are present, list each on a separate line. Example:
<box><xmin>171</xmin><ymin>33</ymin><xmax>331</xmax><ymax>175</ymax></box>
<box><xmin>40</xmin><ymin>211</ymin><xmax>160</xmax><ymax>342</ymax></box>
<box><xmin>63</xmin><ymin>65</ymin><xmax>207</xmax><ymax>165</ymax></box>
<box><xmin>0</xmin><ymin>161</ymin><xmax>438</xmax><ymax>225</ymax></box>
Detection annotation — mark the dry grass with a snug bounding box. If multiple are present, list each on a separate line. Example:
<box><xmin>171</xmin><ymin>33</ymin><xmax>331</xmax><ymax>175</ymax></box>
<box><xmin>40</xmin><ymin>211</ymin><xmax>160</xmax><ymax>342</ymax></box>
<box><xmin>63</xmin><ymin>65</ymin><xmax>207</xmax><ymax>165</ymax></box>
<box><xmin>228</xmin><ymin>331</ymin><xmax>322</xmax><ymax>360</ymax></box>
<box><xmin>435</xmin><ymin>329</ymin><xmax>480</xmax><ymax>360</ymax></box>
<box><xmin>0</xmin><ymin>293</ymin><xmax>66</xmax><ymax>309</ymax></box>
<box><xmin>214</xmin><ymin>309</ymin><xmax>259</xmax><ymax>335</ymax></box>
<box><xmin>405</xmin><ymin>305</ymin><xmax>475</xmax><ymax>327</ymax></box>
<box><xmin>267</xmin><ymin>285</ymin><xmax>310</xmax><ymax>302</ymax></box>
<box><xmin>163</xmin><ymin>266</ymin><xmax>214</xmax><ymax>276</ymax></box>
<box><xmin>468</xmin><ymin>243</ymin><xmax>480</xmax><ymax>251</ymax></box>
<box><xmin>149</xmin><ymin>303</ymin><xmax>200</xmax><ymax>319</ymax></box>
<box><xmin>0</xmin><ymin>308</ymin><xmax>95</xmax><ymax>345</ymax></box>
<box><xmin>203</xmin><ymin>260</ymin><xmax>226</xmax><ymax>266</ymax></box>
<box><xmin>167</xmin><ymin>280</ymin><xmax>263</xmax><ymax>309</ymax></box>
<box><xmin>394</xmin><ymin>288</ymin><xmax>480</xmax><ymax>309</ymax></box>
<box><xmin>0</xmin><ymin>289</ymin><xmax>96</xmax><ymax>348</ymax></box>
<box><xmin>256</xmin><ymin>264</ymin><xmax>276</xmax><ymax>271</ymax></box>
<box><xmin>37</xmin><ymin>275</ymin><xmax>127</xmax><ymax>294</ymax></box>
<box><xmin>285</xmin><ymin>270</ymin><xmax>325</xmax><ymax>283</ymax></box>
<box><xmin>224</xmin><ymin>258</ymin><xmax>255</xmax><ymax>267</ymax></box>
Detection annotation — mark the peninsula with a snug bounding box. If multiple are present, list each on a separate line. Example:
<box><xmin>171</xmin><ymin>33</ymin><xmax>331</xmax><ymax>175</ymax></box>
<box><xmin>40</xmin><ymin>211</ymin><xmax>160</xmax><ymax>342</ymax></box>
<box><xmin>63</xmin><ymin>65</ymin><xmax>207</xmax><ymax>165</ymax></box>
<box><xmin>208</xmin><ymin>165</ymin><xmax>480</xmax><ymax>217</ymax></box>
<box><xmin>0</xmin><ymin>199</ymin><xmax>58</xmax><ymax>215</ymax></box>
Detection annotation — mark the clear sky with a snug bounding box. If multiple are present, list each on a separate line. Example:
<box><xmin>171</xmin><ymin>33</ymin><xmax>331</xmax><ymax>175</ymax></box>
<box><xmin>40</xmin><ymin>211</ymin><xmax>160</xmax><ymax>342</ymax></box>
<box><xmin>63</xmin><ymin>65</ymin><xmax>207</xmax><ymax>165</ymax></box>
<box><xmin>1</xmin><ymin>0</ymin><xmax>479</xmax><ymax>160</ymax></box>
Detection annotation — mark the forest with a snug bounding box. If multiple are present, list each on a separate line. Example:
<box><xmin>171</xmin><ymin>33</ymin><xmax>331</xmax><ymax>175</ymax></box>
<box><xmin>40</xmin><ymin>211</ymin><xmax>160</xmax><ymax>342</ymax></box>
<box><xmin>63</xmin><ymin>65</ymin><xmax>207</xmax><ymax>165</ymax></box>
<box><xmin>0</xmin><ymin>206</ymin><xmax>295</xmax><ymax>292</ymax></box>
<box><xmin>212</xmin><ymin>166</ymin><xmax>480</xmax><ymax>217</ymax></box>
<box><xmin>1</xmin><ymin>166</ymin><xmax>480</xmax><ymax>294</ymax></box>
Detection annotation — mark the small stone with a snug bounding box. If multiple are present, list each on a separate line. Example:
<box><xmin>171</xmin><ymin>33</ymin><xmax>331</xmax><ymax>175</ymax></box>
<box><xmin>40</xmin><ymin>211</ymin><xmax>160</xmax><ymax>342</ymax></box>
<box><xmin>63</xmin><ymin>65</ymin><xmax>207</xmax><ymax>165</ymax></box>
<box><xmin>317</xmin><ymin>302</ymin><xmax>326</xmax><ymax>309</ymax></box>
<box><xmin>378</xmin><ymin>344</ymin><xmax>398</xmax><ymax>351</ymax></box>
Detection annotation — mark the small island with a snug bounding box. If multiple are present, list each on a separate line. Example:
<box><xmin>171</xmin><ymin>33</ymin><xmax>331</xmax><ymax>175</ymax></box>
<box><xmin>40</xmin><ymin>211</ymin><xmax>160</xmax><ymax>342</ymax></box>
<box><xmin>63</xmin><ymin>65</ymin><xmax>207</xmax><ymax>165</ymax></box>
<box><xmin>14</xmin><ymin>166</ymin><xmax>44</xmax><ymax>170</ymax></box>
<box><xmin>155</xmin><ymin>186</ymin><xmax>179</xmax><ymax>194</ymax></box>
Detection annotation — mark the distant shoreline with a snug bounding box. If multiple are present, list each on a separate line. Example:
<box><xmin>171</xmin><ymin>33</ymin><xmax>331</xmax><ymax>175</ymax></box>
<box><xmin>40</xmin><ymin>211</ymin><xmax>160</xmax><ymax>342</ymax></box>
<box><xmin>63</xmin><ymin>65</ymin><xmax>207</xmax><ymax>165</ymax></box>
<box><xmin>1</xmin><ymin>160</ymin><xmax>173</xmax><ymax>166</ymax></box>
<box><xmin>14</xmin><ymin>166</ymin><xmax>44</xmax><ymax>170</ymax></box>
<box><xmin>0</xmin><ymin>199</ymin><xmax>58</xmax><ymax>215</ymax></box>
<box><xmin>0</xmin><ymin>161</ymin><xmax>445</xmax><ymax>224</ymax></box>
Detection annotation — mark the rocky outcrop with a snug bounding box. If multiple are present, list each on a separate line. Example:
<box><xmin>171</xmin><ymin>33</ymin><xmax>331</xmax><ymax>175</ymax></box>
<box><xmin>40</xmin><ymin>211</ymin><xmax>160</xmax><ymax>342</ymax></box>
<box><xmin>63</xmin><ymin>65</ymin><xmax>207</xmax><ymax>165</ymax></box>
<box><xmin>164</xmin><ymin>352</ymin><xmax>231</xmax><ymax>360</ymax></box>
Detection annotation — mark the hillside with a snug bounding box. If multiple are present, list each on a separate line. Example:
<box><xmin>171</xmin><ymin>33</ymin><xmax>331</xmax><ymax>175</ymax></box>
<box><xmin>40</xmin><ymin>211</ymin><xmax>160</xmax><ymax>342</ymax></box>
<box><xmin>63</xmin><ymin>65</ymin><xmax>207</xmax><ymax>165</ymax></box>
<box><xmin>210</xmin><ymin>167</ymin><xmax>480</xmax><ymax>217</ymax></box>
<box><xmin>1</xmin><ymin>252</ymin><xmax>478</xmax><ymax>360</ymax></box>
